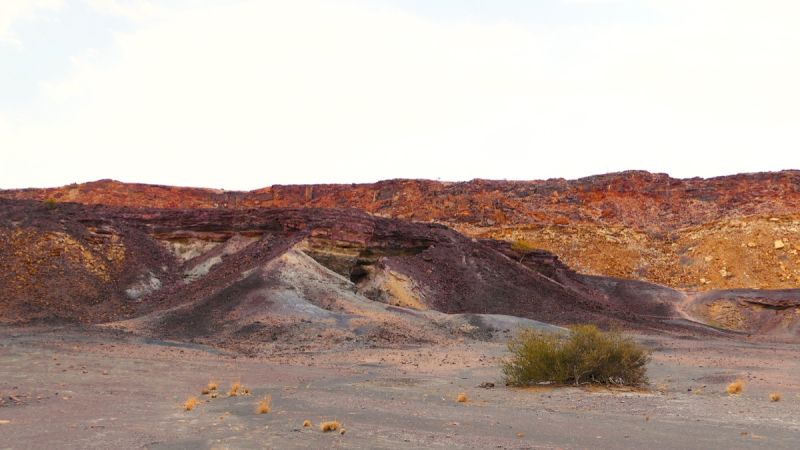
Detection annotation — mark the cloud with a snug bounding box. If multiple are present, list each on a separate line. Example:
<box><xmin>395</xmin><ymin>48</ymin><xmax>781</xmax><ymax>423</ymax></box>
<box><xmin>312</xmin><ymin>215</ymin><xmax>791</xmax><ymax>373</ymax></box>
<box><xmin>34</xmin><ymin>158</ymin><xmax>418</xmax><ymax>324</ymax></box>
<box><xmin>82</xmin><ymin>0</ymin><xmax>160</xmax><ymax>20</ymax></box>
<box><xmin>0</xmin><ymin>0</ymin><xmax>64</xmax><ymax>47</ymax></box>
<box><xmin>2</xmin><ymin>0</ymin><xmax>800</xmax><ymax>189</ymax></box>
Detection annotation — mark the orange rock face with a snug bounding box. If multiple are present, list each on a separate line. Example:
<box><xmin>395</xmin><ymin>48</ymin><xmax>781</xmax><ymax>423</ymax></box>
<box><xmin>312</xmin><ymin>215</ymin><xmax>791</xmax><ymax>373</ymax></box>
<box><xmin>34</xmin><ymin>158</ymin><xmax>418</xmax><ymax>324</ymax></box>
<box><xmin>3</xmin><ymin>170</ymin><xmax>800</xmax><ymax>290</ymax></box>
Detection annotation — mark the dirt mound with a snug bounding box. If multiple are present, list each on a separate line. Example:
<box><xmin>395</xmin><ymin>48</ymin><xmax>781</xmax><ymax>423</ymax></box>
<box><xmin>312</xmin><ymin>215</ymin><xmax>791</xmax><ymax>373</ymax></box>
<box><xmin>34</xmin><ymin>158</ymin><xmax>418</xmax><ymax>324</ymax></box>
<box><xmin>110</xmin><ymin>247</ymin><xmax>565</xmax><ymax>352</ymax></box>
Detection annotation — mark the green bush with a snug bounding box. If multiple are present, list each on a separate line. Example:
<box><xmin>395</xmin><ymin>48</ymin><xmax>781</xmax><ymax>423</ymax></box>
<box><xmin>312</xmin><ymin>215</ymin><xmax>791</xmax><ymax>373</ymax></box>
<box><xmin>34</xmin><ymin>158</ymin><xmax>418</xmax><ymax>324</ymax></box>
<box><xmin>502</xmin><ymin>325</ymin><xmax>650</xmax><ymax>387</ymax></box>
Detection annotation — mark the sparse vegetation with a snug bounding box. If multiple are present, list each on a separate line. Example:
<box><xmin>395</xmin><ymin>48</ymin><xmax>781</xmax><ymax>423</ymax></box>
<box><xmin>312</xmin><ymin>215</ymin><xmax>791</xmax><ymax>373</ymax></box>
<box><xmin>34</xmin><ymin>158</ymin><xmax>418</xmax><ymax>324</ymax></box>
<box><xmin>511</xmin><ymin>240</ymin><xmax>537</xmax><ymax>252</ymax></box>
<box><xmin>43</xmin><ymin>198</ymin><xmax>57</xmax><ymax>210</ymax></box>
<box><xmin>228</xmin><ymin>381</ymin><xmax>242</xmax><ymax>397</ymax></box>
<box><xmin>502</xmin><ymin>325</ymin><xmax>650</xmax><ymax>386</ymax></box>
<box><xmin>769</xmin><ymin>392</ymin><xmax>781</xmax><ymax>402</ymax></box>
<box><xmin>183</xmin><ymin>396</ymin><xmax>199</xmax><ymax>411</ymax></box>
<box><xmin>303</xmin><ymin>419</ymin><xmax>312</xmax><ymax>428</ymax></box>
<box><xmin>256</xmin><ymin>395</ymin><xmax>271</xmax><ymax>414</ymax></box>
<box><xmin>456</xmin><ymin>392</ymin><xmax>468</xmax><ymax>403</ymax></box>
<box><xmin>320</xmin><ymin>421</ymin><xmax>341</xmax><ymax>432</ymax></box>
<box><xmin>207</xmin><ymin>380</ymin><xmax>218</xmax><ymax>391</ymax></box>
<box><xmin>726</xmin><ymin>380</ymin><xmax>744</xmax><ymax>395</ymax></box>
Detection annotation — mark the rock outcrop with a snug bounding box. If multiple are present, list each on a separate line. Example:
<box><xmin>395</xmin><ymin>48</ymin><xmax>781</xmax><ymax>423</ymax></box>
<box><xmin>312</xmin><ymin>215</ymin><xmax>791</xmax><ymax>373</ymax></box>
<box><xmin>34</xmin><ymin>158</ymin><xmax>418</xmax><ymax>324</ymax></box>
<box><xmin>3</xmin><ymin>171</ymin><xmax>800</xmax><ymax>290</ymax></box>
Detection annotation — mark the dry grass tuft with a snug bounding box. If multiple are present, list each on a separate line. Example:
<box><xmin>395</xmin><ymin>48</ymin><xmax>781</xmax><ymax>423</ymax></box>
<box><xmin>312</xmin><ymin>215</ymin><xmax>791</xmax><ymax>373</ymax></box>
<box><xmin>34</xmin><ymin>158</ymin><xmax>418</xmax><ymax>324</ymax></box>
<box><xmin>256</xmin><ymin>395</ymin><xmax>271</xmax><ymax>414</ymax></box>
<box><xmin>456</xmin><ymin>392</ymin><xmax>468</xmax><ymax>403</ymax></box>
<box><xmin>769</xmin><ymin>392</ymin><xmax>781</xmax><ymax>402</ymax></box>
<box><xmin>303</xmin><ymin>419</ymin><xmax>312</xmax><ymax>428</ymax></box>
<box><xmin>320</xmin><ymin>421</ymin><xmax>341</xmax><ymax>432</ymax></box>
<box><xmin>228</xmin><ymin>381</ymin><xmax>242</xmax><ymax>397</ymax></box>
<box><xmin>183</xmin><ymin>396</ymin><xmax>199</xmax><ymax>411</ymax></box>
<box><xmin>726</xmin><ymin>380</ymin><xmax>744</xmax><ymax>395</ymax></box>
<box><xmin>207</xmin><ymin>381</ymin><xmax>218</xmax><ymax>391</ymax></box>
<box><xmin>201</xmin><ymin>388</ymin><xmax>210</xmax><ymax>395</ymax></box>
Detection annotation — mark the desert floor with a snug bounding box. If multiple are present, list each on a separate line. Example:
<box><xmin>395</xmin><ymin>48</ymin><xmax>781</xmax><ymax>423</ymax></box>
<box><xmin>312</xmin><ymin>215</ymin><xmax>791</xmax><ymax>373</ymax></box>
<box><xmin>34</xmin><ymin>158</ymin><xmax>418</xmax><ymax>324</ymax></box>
<box><xmin>1</xmin><ymin>326</ymin><xmax>799</xmax><ymax>449</ymax></box>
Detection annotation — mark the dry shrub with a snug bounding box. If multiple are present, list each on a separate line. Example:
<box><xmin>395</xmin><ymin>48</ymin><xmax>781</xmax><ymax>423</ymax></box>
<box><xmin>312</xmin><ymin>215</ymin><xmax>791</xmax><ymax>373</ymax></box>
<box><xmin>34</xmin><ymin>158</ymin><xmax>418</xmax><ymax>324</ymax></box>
<box><xmin>256</xmin><ymin>395</ymin><xmax>271</xmax><ymax>414</ymax></box>
<box><xmin>503</xmin><ymin>325</ymin><xmax>650</xmax><ymax>387</ymax></box>
<box><xmin>201</xmin><ymin>388</ymin><xmax>210</xmax><ymax>395</ymax></box>
<box><xmin>207</xmin><ymin>381</ymin><xmax>218</xmax><ymax>391</ymax></box>
<box><xmin>303</xmin><ymin>420</ymin><xmax>312</xmax><ymax>428</ymax></box>
<box><xmin>511</xmin><ymin>240</ymin><xmax>537</xmax><ymax>252</ymax></box>
<box><xmin>320</xmin><ymin>421</ymin><xmax>341</xmax><ymax>432</ymax></box>
<box><xmin>769</xmin><ymin>392</ymin><xmax>781</xmax><ymax>402</ymax></box>
<box><xmin>726</xmin><ymin>380</ymin><xmax>744</xmax><ymax>395</ymax></box>
<box><xmin>228</xmin><ymin>381</ymin><xmax>242</xmax><ymax>397</ymax></box>
<box><xmin>183</xmin><ymin>396</ymin><xmax>199</xmax><ymax>411</ymax></box>
<box><xmin>456</xmin><ymin>393</ymin><xmax>468</xmax><ymax>403</ymax></box>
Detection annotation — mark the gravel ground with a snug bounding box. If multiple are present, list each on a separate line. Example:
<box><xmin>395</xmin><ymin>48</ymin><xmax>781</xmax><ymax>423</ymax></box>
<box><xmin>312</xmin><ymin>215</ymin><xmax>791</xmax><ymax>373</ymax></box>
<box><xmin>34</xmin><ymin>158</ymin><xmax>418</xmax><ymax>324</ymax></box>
<box><xmin>1</xmin><ymin>326</ymin><xmax>799</xmax><ymax>449</ymax></box>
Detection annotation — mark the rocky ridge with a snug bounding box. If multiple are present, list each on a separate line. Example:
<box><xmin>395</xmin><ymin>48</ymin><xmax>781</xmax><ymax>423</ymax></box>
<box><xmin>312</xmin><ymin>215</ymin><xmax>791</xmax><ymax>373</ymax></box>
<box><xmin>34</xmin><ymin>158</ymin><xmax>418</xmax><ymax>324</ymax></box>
<box><xmin>3</xmin><ymin>171</ymin><xmax>800</xmax><ymax>290</ymax></box>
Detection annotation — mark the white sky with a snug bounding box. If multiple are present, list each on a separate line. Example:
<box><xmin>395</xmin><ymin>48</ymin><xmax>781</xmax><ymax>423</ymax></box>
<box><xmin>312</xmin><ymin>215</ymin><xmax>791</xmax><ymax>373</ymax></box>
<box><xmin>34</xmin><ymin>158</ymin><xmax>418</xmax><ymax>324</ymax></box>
<box><xmin>1</xmin><ymin>0</ymin><xmax>799</xmax><ymax>189</ymax></box>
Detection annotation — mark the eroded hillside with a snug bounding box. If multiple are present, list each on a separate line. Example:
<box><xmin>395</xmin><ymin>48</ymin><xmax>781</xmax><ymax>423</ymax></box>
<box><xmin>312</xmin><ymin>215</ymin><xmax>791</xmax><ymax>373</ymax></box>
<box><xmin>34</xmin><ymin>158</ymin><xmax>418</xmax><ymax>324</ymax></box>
<box><xmin>0</xmin><ymin>198</ymin><xmax>699</xmax><ymax>333</ymax></box>
<box><xmin>484</xmin><ymin>216</ymin><xmax>800</xmax><ymax>290</ymax></box>
<box><xmin>4</xmin><ymin>171</ymin><xmax>799</xmax><ymax>290</ymax></box>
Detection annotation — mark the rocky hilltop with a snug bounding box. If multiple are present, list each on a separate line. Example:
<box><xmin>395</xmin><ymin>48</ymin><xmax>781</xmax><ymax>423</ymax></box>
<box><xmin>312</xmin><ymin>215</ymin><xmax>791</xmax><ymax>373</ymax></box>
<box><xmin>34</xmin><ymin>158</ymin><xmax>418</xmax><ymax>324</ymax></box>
<box><xmin>4</xmin><ymin>171</ymin><xmax>799</xmax><ymax>291</ymax></box>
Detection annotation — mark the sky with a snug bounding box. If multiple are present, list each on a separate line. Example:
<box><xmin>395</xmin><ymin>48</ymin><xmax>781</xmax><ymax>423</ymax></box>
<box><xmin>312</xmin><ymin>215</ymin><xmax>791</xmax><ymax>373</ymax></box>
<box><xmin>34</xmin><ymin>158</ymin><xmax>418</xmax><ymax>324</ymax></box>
<box><xmin>1</xmin><ymin>0</ymin><xmax>799</xmax><ymax>190</ymax></box>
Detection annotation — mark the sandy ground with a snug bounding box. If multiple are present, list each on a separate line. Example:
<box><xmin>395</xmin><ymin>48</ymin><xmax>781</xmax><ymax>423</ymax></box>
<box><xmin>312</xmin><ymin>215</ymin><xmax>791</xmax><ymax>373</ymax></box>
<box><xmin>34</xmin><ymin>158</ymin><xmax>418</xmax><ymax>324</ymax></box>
<box><xmin>1</xmin><ymin>326</ymin><xmax>799</xmax><ymax>449</ymax></box>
